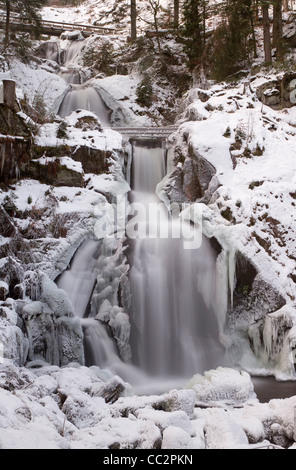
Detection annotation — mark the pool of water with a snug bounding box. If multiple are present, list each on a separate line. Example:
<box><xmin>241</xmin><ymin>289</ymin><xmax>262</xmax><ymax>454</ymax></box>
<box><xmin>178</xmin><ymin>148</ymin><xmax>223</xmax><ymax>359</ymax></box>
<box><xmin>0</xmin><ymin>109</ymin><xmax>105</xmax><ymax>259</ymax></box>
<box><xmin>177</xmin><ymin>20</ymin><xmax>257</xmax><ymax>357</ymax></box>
<box><xmin>252</xmin><ymin>376</ymin><xmax>296</xmax><ymax>403</ymax></box>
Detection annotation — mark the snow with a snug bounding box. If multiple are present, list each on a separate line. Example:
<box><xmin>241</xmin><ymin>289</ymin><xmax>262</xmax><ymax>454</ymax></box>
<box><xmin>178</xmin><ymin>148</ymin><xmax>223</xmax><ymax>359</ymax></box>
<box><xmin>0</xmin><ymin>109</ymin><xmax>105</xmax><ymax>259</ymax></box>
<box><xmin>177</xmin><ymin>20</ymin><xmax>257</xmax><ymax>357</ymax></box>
<box><xmin>0</xmin><ymin>0</ymin><xmax>295</xmax><ymax>450</ymax></box>
<box><xmin>186</xmin><ymin>367</ymin><xmax>257</xmax><ymax>404</ymax></box>
<box><xmin>89</xmin><ymin>75</ymin><xmax>154</xmax><ymax>127</ymax></box>
<box><xmin>0</xmin><ymin>361</ymin><xmax>295</xmax><ymax>449</ymax></box>
<box><xmin>35</xmin><ymin>111</ymin><xmax>123</xmax><ymax>152</ymax></box>
<box><xmin>162</xmin><ymin>426</ymin><xmax>203</xmax><ymax>449</ymax></box>
<box><xmin>8</xmin><ymin>59</ymin><xmax>69</xmax><ymax>113</ymax></box>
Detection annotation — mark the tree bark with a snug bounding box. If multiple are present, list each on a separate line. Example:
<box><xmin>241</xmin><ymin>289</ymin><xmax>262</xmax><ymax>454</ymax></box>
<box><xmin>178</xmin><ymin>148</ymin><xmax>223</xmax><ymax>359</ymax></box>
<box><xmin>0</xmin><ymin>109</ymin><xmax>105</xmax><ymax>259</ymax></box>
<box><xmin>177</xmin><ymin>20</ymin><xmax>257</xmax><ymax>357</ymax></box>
<box><xmin>262</xmin><ymin>4</ymin><xmax>272</xmax><ymax>63</ymax></box>
<box><xmin>273</xmin><ymin>0</ymin><xmax>283</xmax><ymax>59</ymax></box>
<box><xmin>174</xmin><ymin>0</ymin><xmax>179</xmax><ymax>29</ymax></box>
<box><xmin>4</xmin><ymin>0</ymin><xmax>10</xmax><ymax>49</ymax></box>
<box><xmin>131</xmin><ymin>0</ymin><xmax>137</xmax><ymax>40</ymax></box>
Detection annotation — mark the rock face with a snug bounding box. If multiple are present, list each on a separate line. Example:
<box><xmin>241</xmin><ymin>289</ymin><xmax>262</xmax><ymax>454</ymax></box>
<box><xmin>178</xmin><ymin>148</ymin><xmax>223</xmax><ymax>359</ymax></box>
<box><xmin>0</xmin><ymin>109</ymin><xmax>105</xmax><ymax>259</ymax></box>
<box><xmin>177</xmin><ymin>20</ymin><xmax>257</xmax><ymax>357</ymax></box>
<box><xmin>161</xmin><ymin>141</ymin><xmax>217</xmax><ymax>204</ymax></box>
<box><xmin>255</xmin><ymin>72</ymin><xmax>296</xmax><ymax>109</ymax></box>
<box><xmin>25</xmin><ymin>159</ymin><xmax>84</xmax><ymax>187</ymax></box>
<box><xmin>31</xmin><ymin>145</ymin><xmax>111</xmax><ymax>179</ymax></box>
<box><xmin>0</xmin><ymin>105</ymin><xmax>32</xmax><ymax>182</ymax></box>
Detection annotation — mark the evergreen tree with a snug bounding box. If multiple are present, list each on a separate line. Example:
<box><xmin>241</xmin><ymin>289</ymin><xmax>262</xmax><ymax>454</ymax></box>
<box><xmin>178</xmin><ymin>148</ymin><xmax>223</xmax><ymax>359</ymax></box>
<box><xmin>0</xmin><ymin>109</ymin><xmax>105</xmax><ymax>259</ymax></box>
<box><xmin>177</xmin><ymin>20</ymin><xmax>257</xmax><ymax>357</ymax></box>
<box><xmin>131</xmin><ymin>0</ymin><xmax>137</xmax><ymax>40</ymax></box>
<box><xmin>225</xmin><ymin>0</ymin><xmax>254</xmax><ymax>65</ymax></box>
<box><xmin>273</xmin><ymin>0</ymin><xmax>283</xmax><ymax>59</ymax></box>
<box><xmin>210</xmin><ymin>0</ymin><xmax>254</xmax><ymax>80</ymax></box>
<box><xmin>261</xmin><ymin>1</ymin><xmax>272</xmax><ymax>63</ymax></box>
<box><xmin>0</xmin><ymin>0</ymin><xmax>47</xmax><ymax>48</ymax></box>
<box><xmin>182</xmin><ymin>0</ymin><xmax>208</xmax><ymax>70</ymax></box>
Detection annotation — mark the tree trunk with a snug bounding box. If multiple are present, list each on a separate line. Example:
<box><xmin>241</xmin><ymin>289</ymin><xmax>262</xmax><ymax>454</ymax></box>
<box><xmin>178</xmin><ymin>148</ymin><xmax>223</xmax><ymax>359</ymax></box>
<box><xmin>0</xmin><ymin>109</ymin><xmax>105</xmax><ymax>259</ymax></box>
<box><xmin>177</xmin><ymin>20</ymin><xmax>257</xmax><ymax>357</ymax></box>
<box><xmin>174</xmin><ymin>0</ymin><xmax>179</xmax><ymax>29</ymax></box>
<box><xmin>153</xmin><ymin>11</ymin><xmax>161</xmax><ymax>54</ymax></box>
<box><xmin>131</xmin><ymin>0</ymin><xmax>137</xmax><ymax>40</ymax></box>
<box><xmin>282</xmin><ymin>0</ymin><xmax>289</xmax><ymax>12</ymax></box>
<box><xmin>262</xmin><ymin>4</ymin><xmax>272</xmax><ymax>63</ymax></box>
<box><xmin>4</xmin><ymin>0</ymin><xmax>10</xmax><ymax>49</ymax></box>
<box><xmin>250</xmin><ymin>5</ymin><xmax>258</xmax><ymax>58</ymax></box>
<box><xmin>273</xmin><ymin>0</ymin><xmax>283</xmax><ymax>59</ymax></box>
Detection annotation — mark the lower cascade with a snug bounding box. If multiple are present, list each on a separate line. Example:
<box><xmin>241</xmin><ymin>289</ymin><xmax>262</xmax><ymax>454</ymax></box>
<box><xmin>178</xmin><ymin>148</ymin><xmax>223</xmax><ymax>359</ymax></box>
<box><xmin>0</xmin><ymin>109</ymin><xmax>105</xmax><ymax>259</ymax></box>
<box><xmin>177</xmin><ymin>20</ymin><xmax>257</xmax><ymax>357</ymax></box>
<box><xmin>57</xmin><ymin>139</ymin><xmax>226</xmax><ymax>393</ymax></box>
<box><xmin>128</xmin><ymin>141</ymin><xmax>225</xmax><ymax>378</ymax></box>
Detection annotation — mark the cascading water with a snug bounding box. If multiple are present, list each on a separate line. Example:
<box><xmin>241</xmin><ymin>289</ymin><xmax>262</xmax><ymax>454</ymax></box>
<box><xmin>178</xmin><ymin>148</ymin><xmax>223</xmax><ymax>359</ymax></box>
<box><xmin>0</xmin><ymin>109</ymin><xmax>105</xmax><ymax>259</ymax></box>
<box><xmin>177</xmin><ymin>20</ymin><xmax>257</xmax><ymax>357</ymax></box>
<box><xmin>55</xmin><ymin>140</ymin><xmax>225</xmax><ymax>393</ymax></box>
<box><xmin>56</xmin><ymin>239</ymin><xmax>121</xmax><ymax>370</ymax></box>
<box><xmin>128</xmin><ymin>141</ymin><xmax>225</xmax><ymax>379</ymax></box>
<box><xmin>58</xmin><ymin>85</ymin><xmax>112</xmax><ymax>126</ymax></box>
<box><xmin>37</xmin><ymin>38</ymin><xmax>112</xmax><ymax>124</ymax></box>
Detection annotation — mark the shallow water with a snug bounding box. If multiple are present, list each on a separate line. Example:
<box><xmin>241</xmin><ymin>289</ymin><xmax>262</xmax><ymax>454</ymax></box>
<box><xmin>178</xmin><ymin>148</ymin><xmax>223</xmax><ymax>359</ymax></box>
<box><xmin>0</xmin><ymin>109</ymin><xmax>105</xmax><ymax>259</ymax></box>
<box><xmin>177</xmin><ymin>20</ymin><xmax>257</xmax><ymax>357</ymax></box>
<box><xmin>252</xmin><ymin>376</ymin><xmax>296</xmax><ymax>403</ymax></box>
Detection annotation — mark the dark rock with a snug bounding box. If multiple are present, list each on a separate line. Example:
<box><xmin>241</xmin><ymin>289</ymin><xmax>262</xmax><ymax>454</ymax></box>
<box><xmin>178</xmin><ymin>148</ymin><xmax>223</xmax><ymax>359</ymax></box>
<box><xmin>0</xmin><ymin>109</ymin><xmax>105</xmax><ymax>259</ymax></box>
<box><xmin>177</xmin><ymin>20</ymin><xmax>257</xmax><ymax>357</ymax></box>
<box><xmin>164</xmin><ymin>144</ymin><xmax>216</xmax><ymax>204</ymax></box>
<box><xmin>255</xmin><ymin>72</ymin><xmax>296</xmax><ymax>109</ymax></box>
<box><xmin>228</xmin><ymin>277</ymin><xmax>286</xmax><ymax>329</ymax></box>
<box><xmin>25</xmin><ymin>159</ymin><xmax>84</xmax><ymax>187</ymax></box>
<box><xmin>99</xmin><ymin>376</ymin><xmax>127</xmax><ymax>404</ymax></box>
<box><xmin>0</xmin><ymin>105</ymin><xmax>31</xmax><ymax>138</ymax></box>
<box><xmin>0</xmin><ymin>286</ymin><xmax>8</xmax><ymax>301</ymax></box>
<box><xmin>33</xmin><ymin>145</ymin><xmax>110</xmax><ymax>175</ymax></box>
<box><xmin>0</xmin><ymin>206</ymin><xmax>16</xmax><ymax>237</ymax></box>
<box><xmin>71</xmin><ymin>146</ymin><xmax>110</xmax><ymax>174</ymax></box>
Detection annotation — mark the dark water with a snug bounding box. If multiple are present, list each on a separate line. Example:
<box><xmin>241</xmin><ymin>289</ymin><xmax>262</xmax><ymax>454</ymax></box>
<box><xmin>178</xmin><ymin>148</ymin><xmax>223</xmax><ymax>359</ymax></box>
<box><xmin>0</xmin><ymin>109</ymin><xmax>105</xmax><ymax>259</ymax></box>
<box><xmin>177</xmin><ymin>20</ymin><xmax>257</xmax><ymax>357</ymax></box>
<box><xmin>252</xmin><ymin>376</ymin><xmax>296</xmax><ymax>403</ymax></box>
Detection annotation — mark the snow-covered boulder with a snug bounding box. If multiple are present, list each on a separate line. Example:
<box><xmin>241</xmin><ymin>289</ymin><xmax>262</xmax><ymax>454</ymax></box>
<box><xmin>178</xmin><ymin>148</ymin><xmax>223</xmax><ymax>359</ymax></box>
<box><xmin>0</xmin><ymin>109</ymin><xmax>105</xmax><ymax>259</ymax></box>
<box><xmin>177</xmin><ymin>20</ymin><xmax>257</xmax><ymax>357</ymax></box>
<box><xmin>162</xmin><ymin>426</ymin><xmax>204</xmax><ymax>449</ymax></box>
<box><xmin>186</xmin><ymin>367</ymin><xmax>257</xmax><ymax>404</ymax></box>
<box><xmin>161</xmin><ymin>389</ymin><xmax>196</xmax><ymax>418</ymax></box>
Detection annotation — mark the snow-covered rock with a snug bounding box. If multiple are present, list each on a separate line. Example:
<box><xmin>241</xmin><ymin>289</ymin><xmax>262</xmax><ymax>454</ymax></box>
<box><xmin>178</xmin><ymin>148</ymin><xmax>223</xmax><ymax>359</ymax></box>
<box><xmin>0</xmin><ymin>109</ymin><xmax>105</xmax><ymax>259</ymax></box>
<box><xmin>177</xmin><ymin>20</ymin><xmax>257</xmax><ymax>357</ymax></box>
<box><xmin>186</xmin><ymin>367</ymin><xmax>257</xmax><ymax>404</ymax></box>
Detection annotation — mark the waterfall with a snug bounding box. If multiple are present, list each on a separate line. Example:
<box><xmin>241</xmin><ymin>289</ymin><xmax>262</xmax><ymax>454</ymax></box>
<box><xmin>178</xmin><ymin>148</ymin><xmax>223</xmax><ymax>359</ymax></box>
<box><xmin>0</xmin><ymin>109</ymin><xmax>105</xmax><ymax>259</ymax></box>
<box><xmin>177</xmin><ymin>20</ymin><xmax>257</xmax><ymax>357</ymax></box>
<box><xmin>56</xmin><ymin>239</ymin><xmax>122</xmax><ymax>371</ymax></box>
<box><xmin>55</xmin><ymin>140</ymin><xmax>226</xmax><ymax>393</ymax></box>
<box><xmin>56</xmin><ymin>239</ymin><xmax>101</xmax><ymax>319</ymax></box>
<box><xmin>37</xmin><ymin>38</ymin><xmax>112</xmax><ymax>124</ymax></box>
<box><xmin>58</xmin><ymin>85</ymin><xmax>112</xmax><ymax>126</ymax></box>
<box><xmin>128</xmin><ymin>140</ymin><xmax>225</xmax><ymax>378</ymax></box>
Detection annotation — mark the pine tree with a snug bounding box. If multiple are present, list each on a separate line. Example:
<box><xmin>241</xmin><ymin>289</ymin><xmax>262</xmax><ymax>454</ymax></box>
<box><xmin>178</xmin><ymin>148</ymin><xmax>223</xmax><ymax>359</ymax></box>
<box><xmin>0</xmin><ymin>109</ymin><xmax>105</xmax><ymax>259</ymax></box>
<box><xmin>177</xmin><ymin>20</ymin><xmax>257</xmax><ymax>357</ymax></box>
<box><xmin>1</xmin><ymin>0</ymin><xmax>47</xmax><ymax>48</ymax></box>
<box><xmin>182</xmin><ymin>0</ymin><xmax>208</xmax><ymax>70</ymax></box>
<box><xmin>273</xmin><ymin>0</ymin><xmax>283</xmax><ymax>59</ymax></box>
<box><xmin>225</xmin><ymin>0</ymin><xmax>254</xmax><ymax>65</ymax></box>
<box><xmin>131</xmin><ymin>0</ymin><xmax>137</xmax><ymax>40</ymax></box>
<box><xmin>261</xmin><ymin>1</ymin><xmax>272</xmax><ymax>63</ymax></box>
<box><xmin>209</xmin><ymin>0</ymin><xmax>254</xmax><ymax>80</ymax></box>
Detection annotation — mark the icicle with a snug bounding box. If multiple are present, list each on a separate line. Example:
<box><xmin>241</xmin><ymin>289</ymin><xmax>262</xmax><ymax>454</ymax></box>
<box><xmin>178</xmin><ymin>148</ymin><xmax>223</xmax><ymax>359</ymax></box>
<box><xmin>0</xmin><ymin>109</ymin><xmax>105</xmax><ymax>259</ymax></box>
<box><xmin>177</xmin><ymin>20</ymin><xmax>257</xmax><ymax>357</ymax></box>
<box><xmin>0</xmin><ymin>143</ymin><xmax>5</xmax><ymax>175</ymax></box>
<box><xmin>228</xmin><ymin>248</ymin><xmax>237</xmax><ymax>310</ymax></box>
<box><xmin>215</xmin><ymin>250</ymin><xmax>229</xmax><ymax>337</ymax></box>
<box><xmin>15</xmin><ymin>164</ymin><xmax>20</xmax><ymax>180</ymax></box>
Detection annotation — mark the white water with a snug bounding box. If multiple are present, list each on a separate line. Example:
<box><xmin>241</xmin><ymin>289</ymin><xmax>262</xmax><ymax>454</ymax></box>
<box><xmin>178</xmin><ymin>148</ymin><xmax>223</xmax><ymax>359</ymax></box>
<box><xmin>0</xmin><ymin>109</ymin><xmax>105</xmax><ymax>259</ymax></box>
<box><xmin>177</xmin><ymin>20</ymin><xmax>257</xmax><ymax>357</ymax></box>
<box><xmin>58</xmin><ymin>85</ymin><xmax>112</xmax><ymax>126</ymax></box>
<box><xmin>55</xmin><ymin>142</ymin><xmax>225</xmax><ymax>393</ymax></box>
<box><xmin>39</xmin><ymin>38</ymin><xmax>112</xmax><ymax>124</ymax></box>
<box><xmin>129</xmin><ymin>142</ymin><xmax>224</xmax><ymax>378</ymax></box>
<box><xmin>57</xmin><ymin>239</ymin><xmax>101</xmax><ymax>318</ymax></box>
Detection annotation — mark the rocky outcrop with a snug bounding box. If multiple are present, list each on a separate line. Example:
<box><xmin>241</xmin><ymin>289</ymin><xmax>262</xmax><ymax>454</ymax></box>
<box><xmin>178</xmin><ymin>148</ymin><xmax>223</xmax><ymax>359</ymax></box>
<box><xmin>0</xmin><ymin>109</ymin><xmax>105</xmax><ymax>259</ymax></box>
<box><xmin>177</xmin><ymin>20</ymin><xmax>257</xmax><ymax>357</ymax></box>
<box><xmin>25</xmin><ymin>159</ymin><xmax>84</xmax><ymax>187</ymax></box>
<box><xmin>33</xmin><ymin>145</ymin><xmax>111</xmax><ymax>176</ymax></box>
<box><xmin>161</xmin><ymin>142</ymin><xmax>217</xmax><ymax>204</ymax></box>
<box><xmin>0</xmin><ymin>104</ymin><xmax>32</xmax><ymax>183</ymax></box>
<box><xmin>255</xmin><ymin>72</ymin><xmax>296</xmax><ymax>109</ymax></box>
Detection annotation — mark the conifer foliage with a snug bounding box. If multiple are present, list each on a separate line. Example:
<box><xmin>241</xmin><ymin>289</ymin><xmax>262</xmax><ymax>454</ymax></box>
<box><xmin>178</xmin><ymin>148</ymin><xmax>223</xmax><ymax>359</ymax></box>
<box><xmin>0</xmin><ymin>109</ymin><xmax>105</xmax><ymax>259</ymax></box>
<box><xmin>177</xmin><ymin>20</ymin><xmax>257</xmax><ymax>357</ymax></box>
<box><xmin>181</xmin><ymin>0</ymin><xmax>287</xmax><ymax>80</ymax></box>
<box><xmin>0</xmin><ymin>0</ymin><xmax>47</xmax><ymax>48</ymax></box>
<box><xmin>182</xmin><ymin>0</ymin><xmax>208</xmax><ymax>70</ymax></box>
